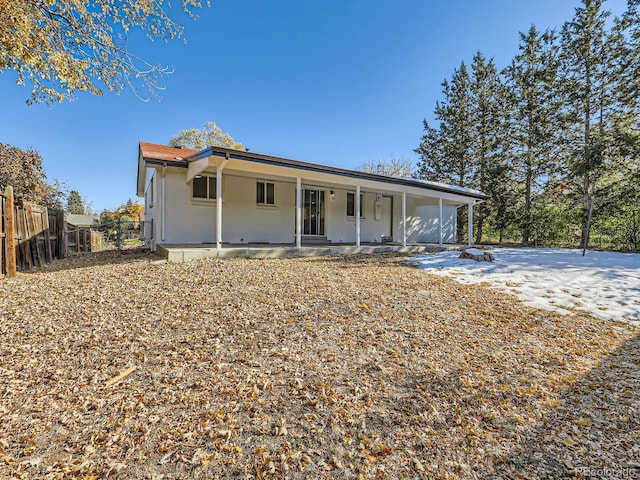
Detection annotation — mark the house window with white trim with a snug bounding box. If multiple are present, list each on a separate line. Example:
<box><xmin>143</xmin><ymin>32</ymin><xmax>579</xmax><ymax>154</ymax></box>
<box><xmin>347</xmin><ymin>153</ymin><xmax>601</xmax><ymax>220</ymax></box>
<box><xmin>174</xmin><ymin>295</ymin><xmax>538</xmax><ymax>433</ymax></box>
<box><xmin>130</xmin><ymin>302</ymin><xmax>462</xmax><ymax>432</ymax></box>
<box><xmin>347</xmin><ymin>192</ymin><xmax>364</xmax><ymax>217</ymax></box>
<box><xmin>193</xmin><ymin>175</ymin><xmax>216</xmax><ymax>200</ymax></box>
<box><xmin>257</xmin><ymin>181</ymin><xmax>275</xmax><ymax>205</ymax></box>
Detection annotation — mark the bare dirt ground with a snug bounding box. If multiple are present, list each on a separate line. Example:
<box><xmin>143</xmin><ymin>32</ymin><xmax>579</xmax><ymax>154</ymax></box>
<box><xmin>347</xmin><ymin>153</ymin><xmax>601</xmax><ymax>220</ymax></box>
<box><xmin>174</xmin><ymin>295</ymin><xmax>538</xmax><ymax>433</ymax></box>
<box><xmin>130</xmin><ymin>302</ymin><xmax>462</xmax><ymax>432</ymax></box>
<box><xmin>1</xmin><ymin>251</ymin><xmax>638</xmax><ymax>479</ymax></box>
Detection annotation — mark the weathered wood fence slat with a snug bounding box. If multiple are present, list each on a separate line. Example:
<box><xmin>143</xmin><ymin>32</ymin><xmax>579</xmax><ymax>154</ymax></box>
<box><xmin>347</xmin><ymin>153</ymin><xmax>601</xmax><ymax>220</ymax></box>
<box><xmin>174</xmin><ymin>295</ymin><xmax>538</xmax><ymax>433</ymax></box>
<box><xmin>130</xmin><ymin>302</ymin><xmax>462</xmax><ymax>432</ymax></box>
<box><xmin>0</xmin><ymin>191</ymin><xmax>4</xmax><ymax>276</ymax></box>
<box><xmin>2</xmin><ymin>186</ymin><xmax>17</xmax><ymax>277</ymax></box>
<box><xmin>65</xmin><ymin>224</ymin><xmax>96</xmax><ymax>254</ymax></box>
<box><xmin>1</xmin><ymin>185</ymin><xmax>95</xmax><ymax>277</ymax></box>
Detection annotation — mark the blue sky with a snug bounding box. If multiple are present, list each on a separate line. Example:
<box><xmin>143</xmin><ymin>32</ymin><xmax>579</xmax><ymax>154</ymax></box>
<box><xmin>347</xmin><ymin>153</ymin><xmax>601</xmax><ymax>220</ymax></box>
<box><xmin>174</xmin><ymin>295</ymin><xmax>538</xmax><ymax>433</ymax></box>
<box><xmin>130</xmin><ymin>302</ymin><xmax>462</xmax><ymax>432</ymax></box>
<box><xmin>0</xmin><ymin>0</ymin><xmax>628</xmax><ymax>212</ymax></box>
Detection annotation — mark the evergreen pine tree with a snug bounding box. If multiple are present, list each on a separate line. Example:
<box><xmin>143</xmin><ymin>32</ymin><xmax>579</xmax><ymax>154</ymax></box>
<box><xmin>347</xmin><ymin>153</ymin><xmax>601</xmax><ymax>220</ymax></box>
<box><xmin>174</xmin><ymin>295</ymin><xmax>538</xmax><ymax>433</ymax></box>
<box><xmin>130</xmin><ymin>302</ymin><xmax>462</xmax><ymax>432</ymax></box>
<box><xmin>416</xmin><ymin>61</ymin><xmax>475</xmax><ymax>241</ymax></box>
<box><xmin>416</xmin><ymin>61</ymin><xmax>475</xmax><ymax>187</ymax></box>
<box><xmin>613</xmin><ymin>1</ymin><xmax>640</xmax><ymax>206</ymax></box>
<box><xmin>559</xmin><ymin>0</ymin><xmax>628</xmax><ymax>247</ymax></box>
<box><xmin>416</xmin><ymin>0</ymin><xmax>638</xmax><ymax>247</ymax></box>
<box><xmin>503</xmin><ymin>26</ymin><xmax>562</xmax><ymax>245</ymax></box>
<box><xmin>469</xmin><ymin>52</ymin><xmax>506</xmax><ymax>243</ymax></box>
<box><xmin>66</xmin><ymin>190</ymin><xmax>85</xmax><ymax>214</ymax></box>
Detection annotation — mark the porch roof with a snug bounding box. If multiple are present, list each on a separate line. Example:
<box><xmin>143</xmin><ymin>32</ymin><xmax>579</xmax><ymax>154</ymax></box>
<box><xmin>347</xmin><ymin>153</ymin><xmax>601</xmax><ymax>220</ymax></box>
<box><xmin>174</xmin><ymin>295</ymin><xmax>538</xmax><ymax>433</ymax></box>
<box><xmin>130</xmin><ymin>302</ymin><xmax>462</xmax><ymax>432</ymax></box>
<box><xmin>137</xmin><ymin>141</ymin><xmax>487</xmax><ymax>201</ymax></box>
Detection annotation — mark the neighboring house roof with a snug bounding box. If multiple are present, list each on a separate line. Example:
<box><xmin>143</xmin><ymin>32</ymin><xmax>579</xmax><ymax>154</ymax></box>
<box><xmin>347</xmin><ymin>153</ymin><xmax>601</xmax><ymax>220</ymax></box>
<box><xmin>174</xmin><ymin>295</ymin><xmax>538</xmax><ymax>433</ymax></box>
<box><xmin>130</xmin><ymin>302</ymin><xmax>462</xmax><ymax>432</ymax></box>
<box><xmin>139</xmin><ymin>141</ymin><xmax>198</xmax><ymax>164</ymax></box>
<box><xmin>65</xmin><ymin>214</ymin><xmax>99</xmax><ymax>228</ymax></box>
<box><xmin>137</xmin><ymin>141</ymin><xmax>488</xmax><ymax>201</ymax></box>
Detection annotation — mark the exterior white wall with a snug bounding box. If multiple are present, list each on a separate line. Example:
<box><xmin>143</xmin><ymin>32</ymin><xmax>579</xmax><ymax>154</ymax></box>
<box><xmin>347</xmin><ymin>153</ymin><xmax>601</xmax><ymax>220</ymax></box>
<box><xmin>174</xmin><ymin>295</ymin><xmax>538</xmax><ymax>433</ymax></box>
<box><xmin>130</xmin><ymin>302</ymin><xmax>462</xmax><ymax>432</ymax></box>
<box><xmin>146</xmin><ymin>170</ymin><xmax>296</xmax><ymax>244</ymax></box>
<box><xmin>144</xmin><ymin>170</ymin><xmax>160</xmax><ymax>249</ymax></box>
<box><xmin>326</xmin><ymin>189</ymin><xmax>396</xmax><ymax>243</ymax></box>
<box><xmin>165</xmin><ymin>169</ymin><xmax>217</xmax><ymax>243</ymax></box>
<box><xmin>406</xmin><ymin>204</ymin><xmax>457</xmax><ymax>243</ymax></box>
<box><xmin>396</xmin><ymin>196</ymin><xmax>414</xmax><ymax>243</ymax></box>
<box><xmin>144</xmin><ymin>166</ymin><xmax>461</xmax><ymax>246</ymax></box>
<box><xmin>223</xmin><ymin>176</ymin><xmax>295</xmax><ymax>243</ymax></box>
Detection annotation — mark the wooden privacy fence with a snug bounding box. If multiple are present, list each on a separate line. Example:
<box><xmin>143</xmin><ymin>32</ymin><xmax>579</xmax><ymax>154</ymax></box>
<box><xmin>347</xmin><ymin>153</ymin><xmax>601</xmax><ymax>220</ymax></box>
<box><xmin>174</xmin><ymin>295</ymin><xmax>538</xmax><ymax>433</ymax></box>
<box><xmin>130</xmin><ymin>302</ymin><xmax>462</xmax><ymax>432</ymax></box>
<box><xmin>1</xmin><ymin>186</ymin><xmax>74</xmax><ymax>277</ymax></box>
<box><xmin>66</xmin><ymin>224</ymin><xmax>103</xmax><ymax>253</ymax></box>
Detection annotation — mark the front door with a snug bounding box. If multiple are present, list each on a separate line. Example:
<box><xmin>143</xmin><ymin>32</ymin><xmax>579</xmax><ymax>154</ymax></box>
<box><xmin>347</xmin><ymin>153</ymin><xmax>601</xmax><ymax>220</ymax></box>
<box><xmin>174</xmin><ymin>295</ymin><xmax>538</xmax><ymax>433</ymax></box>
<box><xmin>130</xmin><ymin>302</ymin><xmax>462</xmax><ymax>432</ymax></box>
<box><xmin>303</xmin><ymin>189</ymin><xmax>325</xmax><ymax>235</ymax></box>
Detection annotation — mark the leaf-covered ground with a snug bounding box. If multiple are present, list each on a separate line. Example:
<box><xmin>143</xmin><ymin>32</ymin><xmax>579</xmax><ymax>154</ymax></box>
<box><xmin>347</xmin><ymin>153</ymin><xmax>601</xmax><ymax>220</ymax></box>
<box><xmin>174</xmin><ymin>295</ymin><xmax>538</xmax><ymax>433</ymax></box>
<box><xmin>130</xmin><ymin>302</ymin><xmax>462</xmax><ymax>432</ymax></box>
<box><xmin>1</xmin><ymin>252</ymin><xmax>638</xmax><ymax>479</ymax></box>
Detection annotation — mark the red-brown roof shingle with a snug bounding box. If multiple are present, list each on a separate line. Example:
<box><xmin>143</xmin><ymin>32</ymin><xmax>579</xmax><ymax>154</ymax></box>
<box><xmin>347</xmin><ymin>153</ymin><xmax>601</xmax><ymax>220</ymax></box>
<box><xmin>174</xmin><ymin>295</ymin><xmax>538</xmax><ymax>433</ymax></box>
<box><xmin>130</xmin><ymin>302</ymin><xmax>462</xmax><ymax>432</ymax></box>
<box><xmin>139</xmin><ymin>141</ymin><xmax>197</xmax><ymax>163</ymax></box>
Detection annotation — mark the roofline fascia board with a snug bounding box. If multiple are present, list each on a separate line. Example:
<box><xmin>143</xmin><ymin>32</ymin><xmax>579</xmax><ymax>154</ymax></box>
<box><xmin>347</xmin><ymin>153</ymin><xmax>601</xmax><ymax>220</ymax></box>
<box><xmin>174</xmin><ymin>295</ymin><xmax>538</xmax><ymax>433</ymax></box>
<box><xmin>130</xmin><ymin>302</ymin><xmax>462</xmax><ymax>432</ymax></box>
<box><xmin>145</xmin><ymin>159</ymin><xmax>188</xmax><ymax>169</ymax></box>
<box><xmin>184</xmin><ymin>148</ymin><xmax>488</xmax><ymax>201</ymax></box>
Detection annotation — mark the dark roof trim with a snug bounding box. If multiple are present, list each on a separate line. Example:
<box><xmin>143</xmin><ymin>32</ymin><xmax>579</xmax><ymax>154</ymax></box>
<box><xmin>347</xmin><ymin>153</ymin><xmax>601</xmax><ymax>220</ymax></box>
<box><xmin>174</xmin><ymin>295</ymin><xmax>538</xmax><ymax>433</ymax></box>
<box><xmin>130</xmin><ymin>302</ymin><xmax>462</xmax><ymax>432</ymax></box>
<box><xmin>145</xmin><ymin>159</ymin><xmax>188</xmax><ymax>169</ymax></box>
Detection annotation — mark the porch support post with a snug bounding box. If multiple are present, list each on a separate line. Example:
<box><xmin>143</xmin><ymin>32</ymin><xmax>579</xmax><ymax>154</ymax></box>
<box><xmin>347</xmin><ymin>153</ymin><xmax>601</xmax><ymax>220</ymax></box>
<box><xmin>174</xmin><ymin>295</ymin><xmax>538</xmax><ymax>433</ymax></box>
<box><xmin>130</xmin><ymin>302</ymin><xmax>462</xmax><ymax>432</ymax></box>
<box><xmin>216</xmin><ymin>156</ymin><xmax>228</xmax><ymax>251</ymax></box>
<box><xmin>402</xmin><ymin>191</ymin><xmax>407</xmax><ymax>247</ymax></box>
<box><xmin>216</xmin><ymin>167</ymin><xmax>223</xmax><ymax>251</ymax></box>
<box><xmin>468</xmin><ymin>202</ymin><xmax>474</xmax><ymax>247</ymax></box>
<box><xmin>355</xmin><ymin>185</ymin><xmax>361</xmax><ymax>247</ymax></box>
<box><xmin>438</xmin><ymin>197</ymin><xmax>443</xmax><ymax>247</ymax></box>
<box><xmin>296</xmin><ymin>177</ymin><xmax>302</xmax><ymax>248</ymax></box>
<box><xmin>161</xmin><ymin>165</ymin><xmax>167</xmax><ymax>242</ymax></box>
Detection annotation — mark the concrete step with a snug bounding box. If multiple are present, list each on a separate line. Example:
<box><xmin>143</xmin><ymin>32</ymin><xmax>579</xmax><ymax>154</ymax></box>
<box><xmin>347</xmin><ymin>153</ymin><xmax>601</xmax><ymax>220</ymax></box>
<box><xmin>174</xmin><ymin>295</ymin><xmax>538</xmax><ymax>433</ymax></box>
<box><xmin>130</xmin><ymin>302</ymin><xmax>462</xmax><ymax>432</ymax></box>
<box><xmin>301</xmin><ymin>235</ymin><xmax>328</xmax><ymax>245</ymax></box>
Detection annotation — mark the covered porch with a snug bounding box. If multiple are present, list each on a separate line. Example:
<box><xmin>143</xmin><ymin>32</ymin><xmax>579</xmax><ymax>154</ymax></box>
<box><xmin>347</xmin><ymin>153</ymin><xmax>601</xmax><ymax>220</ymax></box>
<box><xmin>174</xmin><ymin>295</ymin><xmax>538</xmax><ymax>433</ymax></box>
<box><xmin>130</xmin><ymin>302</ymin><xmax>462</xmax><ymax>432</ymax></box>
<box><xmin>184</xmin><ymin>147</ymin><xmax>481</xmax><ymax>250</ymax></box>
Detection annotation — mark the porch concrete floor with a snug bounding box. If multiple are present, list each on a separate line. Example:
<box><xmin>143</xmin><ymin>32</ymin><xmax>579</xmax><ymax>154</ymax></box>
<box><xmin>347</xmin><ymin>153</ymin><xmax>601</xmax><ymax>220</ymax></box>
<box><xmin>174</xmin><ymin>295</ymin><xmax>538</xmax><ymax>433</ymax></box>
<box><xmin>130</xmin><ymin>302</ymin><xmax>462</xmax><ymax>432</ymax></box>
<box><xmin>156</xmin><ymin>242</ymin><xmax>461</xmax><ymax>262</ymax></box>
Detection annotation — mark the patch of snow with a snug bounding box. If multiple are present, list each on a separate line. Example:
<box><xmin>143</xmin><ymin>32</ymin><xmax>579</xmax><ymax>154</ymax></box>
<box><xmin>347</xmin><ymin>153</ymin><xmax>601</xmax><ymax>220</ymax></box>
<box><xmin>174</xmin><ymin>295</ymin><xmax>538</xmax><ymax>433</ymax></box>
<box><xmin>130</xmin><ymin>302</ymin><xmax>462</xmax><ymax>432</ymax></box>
<box><xmin>409</xmin><ymin>248</ymin><xmax>640</xmax><ymax>325</ymax></box>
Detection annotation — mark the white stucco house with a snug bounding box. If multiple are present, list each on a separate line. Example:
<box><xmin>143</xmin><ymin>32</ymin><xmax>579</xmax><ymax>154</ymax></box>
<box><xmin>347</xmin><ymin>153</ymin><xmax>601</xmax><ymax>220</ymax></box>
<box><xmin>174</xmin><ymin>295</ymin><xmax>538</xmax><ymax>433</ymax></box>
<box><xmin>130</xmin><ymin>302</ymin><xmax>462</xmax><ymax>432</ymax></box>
<box><xmin>136</xmin><ymin>142</ymin><xmax>486</xmax><ymax>254</ymax></box>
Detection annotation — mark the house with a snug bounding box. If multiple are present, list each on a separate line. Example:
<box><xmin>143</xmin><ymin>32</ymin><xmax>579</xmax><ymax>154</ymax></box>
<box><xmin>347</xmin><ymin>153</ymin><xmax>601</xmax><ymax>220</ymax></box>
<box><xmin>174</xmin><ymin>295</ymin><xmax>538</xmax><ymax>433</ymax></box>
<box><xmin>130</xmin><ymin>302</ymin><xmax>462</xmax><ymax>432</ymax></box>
<box><xmin>136</xmin><ymin>142</ymin><xmax>487</xmax><ymax>254</ymax></box>
<box><xmin>65</xmin><ymin>213</ymin><xmax>99</xmax><ymax>228</ymax></box>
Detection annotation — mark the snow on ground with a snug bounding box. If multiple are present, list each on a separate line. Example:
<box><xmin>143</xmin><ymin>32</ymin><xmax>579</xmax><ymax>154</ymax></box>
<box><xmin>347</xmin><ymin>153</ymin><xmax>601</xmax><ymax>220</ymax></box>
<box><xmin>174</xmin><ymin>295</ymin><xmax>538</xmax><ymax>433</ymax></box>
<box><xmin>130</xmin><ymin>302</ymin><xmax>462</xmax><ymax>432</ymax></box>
<box><xmin>409</xmin><ymin>248</ymin><xmax>640</xmax><ymax>325</ymax></box>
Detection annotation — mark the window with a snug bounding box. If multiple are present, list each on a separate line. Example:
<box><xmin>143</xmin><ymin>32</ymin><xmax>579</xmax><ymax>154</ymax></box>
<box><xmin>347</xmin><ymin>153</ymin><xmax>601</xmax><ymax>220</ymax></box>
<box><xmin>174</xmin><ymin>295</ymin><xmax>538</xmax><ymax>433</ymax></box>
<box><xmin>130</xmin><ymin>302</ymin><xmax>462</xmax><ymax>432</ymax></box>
<box><xmin>192</xmin><ymin>175</ymin><xmax>216</xmax><ymax>200</ymax></box>
<box><xmin>347</xmin><ymin>192</ymin><xmax>364</xmax><ymax>217</ymax></box>
<box><xmin>257</xmin><ymin>181</ymin><xmax>275</xmax><ymax>205</ymax></box>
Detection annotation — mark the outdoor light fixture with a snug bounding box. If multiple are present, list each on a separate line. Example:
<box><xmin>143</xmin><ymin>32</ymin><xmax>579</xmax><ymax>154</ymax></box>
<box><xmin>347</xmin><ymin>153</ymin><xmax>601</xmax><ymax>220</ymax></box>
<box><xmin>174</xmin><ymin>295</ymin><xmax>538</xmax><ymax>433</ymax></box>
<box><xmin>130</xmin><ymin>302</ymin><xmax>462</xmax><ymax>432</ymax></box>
<box><xmin>330</xmin><ymin>190</ymin><xmax>335</xmax><ymax>200</ymax></box>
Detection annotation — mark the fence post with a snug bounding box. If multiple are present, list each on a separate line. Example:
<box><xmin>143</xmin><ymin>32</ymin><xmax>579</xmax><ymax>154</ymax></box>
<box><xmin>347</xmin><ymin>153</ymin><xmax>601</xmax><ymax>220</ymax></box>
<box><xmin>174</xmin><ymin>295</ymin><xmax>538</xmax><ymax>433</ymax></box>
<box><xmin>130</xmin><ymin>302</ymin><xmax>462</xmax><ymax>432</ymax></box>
<box><xmin>43</xmin><ymin>208</ymin><xmax>52</xmax><ymax>263</ymax></box>
<box><xmin>56</xmin><ymin>210</ymin><xmax>65</xmax><ymax>259</ymax></box>
<box><xmin>4</xmin><ymin>186</ymin><xmax>17</xmax><ymax>278</ymax></box>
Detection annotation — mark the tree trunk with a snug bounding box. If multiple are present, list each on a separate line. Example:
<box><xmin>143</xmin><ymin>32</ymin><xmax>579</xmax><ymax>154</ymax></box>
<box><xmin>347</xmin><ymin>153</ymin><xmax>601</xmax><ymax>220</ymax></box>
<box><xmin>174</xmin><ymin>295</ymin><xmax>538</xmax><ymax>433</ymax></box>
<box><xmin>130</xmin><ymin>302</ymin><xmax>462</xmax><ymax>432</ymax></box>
<box><xmin>522</xmin><ymin>139</ymin><xmax>534</xmax><ymax>246</ymax></box>
<box><xmin>522</xmin><ymin>165</ymin><xmax>533</xmax><ymax>246</ymax></box>
<box><xmin>581</xmin><ymin>175</ymin><xmax>591</xmax><ymax>248</ymax></box>
<box><xmin>581</xmin><ymin>55</ymin><xmax>592</xmax><ymax>248</ymax></box>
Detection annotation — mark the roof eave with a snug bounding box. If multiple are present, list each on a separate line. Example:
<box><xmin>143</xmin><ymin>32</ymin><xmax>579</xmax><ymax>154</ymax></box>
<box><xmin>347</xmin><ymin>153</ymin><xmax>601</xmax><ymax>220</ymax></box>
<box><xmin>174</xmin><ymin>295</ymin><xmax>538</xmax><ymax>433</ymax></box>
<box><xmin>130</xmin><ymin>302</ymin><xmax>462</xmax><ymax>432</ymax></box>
<box><xmin>188</xmin><ymin>146</ymin><xmax>488</xmax><ymax>201</ymax></box>
<box><xmin>137</xmin><ymin>142</ymin><xmax>488</xmax><ymax>201</ymax></box>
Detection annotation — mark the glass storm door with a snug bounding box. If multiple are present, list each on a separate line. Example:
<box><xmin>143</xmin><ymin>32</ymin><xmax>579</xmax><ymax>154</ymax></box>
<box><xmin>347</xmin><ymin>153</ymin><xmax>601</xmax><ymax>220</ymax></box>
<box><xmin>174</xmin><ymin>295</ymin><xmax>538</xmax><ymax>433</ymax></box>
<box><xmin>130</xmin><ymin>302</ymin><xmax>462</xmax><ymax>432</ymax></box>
<box><xmin>303</xmin><ymin>189</ymin><xmax>325</xmax><ymax>235</ymax></box>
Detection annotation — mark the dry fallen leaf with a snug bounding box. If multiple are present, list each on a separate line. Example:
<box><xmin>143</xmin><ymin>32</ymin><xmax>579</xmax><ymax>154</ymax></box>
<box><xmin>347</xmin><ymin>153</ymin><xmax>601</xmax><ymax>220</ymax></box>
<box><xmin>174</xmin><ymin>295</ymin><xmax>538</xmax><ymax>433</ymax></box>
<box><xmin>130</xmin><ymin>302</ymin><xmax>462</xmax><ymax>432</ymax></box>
<box><xmin>0</xmin><ymin>251</ymin><xmax>637</xmax><ymax>479</ymax></box>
